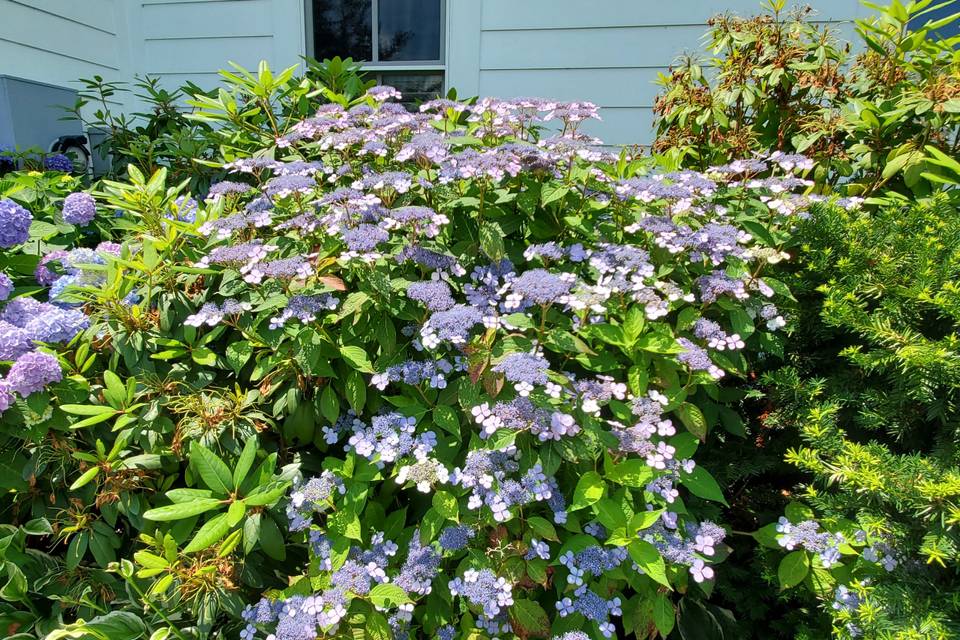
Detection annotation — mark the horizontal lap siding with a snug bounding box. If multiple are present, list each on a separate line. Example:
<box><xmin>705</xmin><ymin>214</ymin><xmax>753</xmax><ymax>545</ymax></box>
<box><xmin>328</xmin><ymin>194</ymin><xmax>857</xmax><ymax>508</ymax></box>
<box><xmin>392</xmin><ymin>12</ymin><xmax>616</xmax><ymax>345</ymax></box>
<box><xmin>129</xmin><ymin>0</ymin><xmax>304</xmax><ymax>110</ymax></box>
<box><xmin>0</xmin><ymin>0</ymin><xmax>121</xmax><ymax>87</ymax></box>
<box><xmin>467</xmin><ymin>0</ymin><xmax>867</xmax><ymax>146</ymax></box>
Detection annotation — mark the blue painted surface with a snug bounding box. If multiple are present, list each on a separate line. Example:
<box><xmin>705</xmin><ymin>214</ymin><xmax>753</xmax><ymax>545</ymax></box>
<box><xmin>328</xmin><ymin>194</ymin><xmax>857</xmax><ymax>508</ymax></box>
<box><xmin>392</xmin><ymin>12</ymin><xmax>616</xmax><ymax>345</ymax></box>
<box><xmin>4</xmin><ymin>0</ymin><xmax>872</xmax><ymax>145</ymax></box>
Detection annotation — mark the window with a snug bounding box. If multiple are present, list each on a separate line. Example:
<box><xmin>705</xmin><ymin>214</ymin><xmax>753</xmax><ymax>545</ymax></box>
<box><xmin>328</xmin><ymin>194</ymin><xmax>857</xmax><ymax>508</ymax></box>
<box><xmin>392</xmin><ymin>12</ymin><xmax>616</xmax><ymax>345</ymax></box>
<box><xmin>306</xmin><ymin>0</ymin><xmax>445</xmax><ymax>107</ymax></box>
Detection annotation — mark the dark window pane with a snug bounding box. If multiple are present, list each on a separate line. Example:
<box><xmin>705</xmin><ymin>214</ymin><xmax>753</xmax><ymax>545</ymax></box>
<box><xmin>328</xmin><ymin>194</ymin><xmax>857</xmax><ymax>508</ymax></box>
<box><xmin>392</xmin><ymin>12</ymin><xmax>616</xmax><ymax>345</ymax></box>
<box><xmin>312</xmin><ymin>0</ymin><xmax>372</xmax><ymax>62</ymax></box>
<box><xmin>379</xmin><ymin>72</ymin><xmax>443</xmax><ymax>109</ymax></box>
<box><xmin>379</xmin><ymin>0</ymin><xmax>442</xmax><ymax>61</ymax></box>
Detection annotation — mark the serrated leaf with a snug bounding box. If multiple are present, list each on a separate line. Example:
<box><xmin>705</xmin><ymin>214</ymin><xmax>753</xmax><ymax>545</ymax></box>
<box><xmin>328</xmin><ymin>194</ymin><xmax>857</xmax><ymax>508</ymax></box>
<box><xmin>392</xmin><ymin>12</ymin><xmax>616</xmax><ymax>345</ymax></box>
<box><xmin>368</xmin><ymin>583</ymin><xmax>412</xmax><ymax>608</ymax></box>
<box><xmin>571</xmin><ymin>471</ymin><xmax>605</xmax><ymax>510</ymax></box>
<box><xmin>340</xmin><ymin>345</ymin><xmax>374</xmax><ymax>372</ymax></box>
<box><xmin>778</xmin><ymin>550</ymin><xmax>809</xmax><ymax>589</ymax></box>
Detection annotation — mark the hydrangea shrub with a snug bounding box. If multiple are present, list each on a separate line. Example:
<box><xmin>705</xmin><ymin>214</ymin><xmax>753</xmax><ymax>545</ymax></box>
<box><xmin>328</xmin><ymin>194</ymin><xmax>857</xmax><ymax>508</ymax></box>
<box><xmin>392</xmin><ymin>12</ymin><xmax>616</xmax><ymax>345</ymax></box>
<box><xmin>29</xmin><ymin>79</ymin><xmax>846</xmax><ymax>639</ymax></box>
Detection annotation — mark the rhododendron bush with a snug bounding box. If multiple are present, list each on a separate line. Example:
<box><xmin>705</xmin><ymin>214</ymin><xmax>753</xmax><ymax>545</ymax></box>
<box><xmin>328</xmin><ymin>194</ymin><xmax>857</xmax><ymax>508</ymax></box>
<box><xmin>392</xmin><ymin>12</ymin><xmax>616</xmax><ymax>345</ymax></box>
<box><xmin>0</xmin><ymin>67</ymin><xmax>857</xmax><ymax>639</ymax></box>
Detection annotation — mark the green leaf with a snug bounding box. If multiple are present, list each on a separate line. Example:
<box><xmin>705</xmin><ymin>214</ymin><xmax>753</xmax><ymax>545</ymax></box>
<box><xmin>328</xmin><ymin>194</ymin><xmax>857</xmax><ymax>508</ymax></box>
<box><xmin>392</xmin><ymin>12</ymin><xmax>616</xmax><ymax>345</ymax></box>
<box><xmin>102</xmin><ymin>370</ymin><xmax>127</xmax><ymax>408</ymax></box>
<box><xmin>479</xmin><ymin>221</ymin><xmax>506</xmax><ymax>260</ymax></box>
<box><xmin>320</xmin><ymin>385</ymin><xmax>340</xmax><ymax>424</ymax></box>
<box><xmin>594</xmin><ymin>498</ymin><xmax>627</xmax><ymax>531</ymax></box>
<box><xmin>0</xmin><ymin>561</ymin><xmax>27</xmax><ymax>601</ymax></box>
<box><xmin>66</xmin><ymin>532</ymin><xmax>88</xmax><ymax>571</ymax></box>
<box><xmin>340</xmin><ymin>345</ymin><xmax>374</xmax><ymax>373</ymax></box>
<box><xmin>511</xmin><ymin>599</ymin><xmax>550</xmax><ymax>635</ymax></box>
<box><xmin>629</xmin><ymin>540</ymin><xmax>670</xmax><ymax>588</ymax></box>
<box><xmin>607</xmin><ymin>458</ymin><xmax>654</xmax><ymax>487</ymax></box>
<box><xmin>676</xmin><ymin>403</ymin><xmax>708</xmax><ymax>441</ymax></box>
<box><xmin>69</xmin><ymin>466</ymin><xmax>100</xmax><ymax>491</ymax></box>
<box><xmin>233</xmin><ymin>438</ymin><xmax>258</xmax><ymax>488</ymax></box>
<box><xmin>369</xmin><ymin>583</ymin><xmax>412</xmax><ymax>608</ymax></box>
<box><xmin>225</xmin><ymin>340</ymin><xmax>252</xmax><ymax>374</ymax></box>
<box><xmin>778</xmin><ymin>550</ymin><xmax>810</xmax><ymax>589</ymax></box>
<box><xmin>681</xmin><ymin>467</ymin><xmax>728</xmax><ymax>505</ymax></box>
<box><xmin>571</xmin><ymin>471</ymin><xmax>605</xmax><ymax>510</ymax></box>
<box><xmin>226</xmin><ymin>500</ymin><xmax>246</xmax><ymax>527</ymax></box>
<box><xmin>259</xmin><ymin>514</ymin><xmax>286</xmax><ymax>560</ymax></box>
<box><xmin>345</xmin><ymin>369</ymin><xmax>366</xmax><ymax>413</ymax></box>
<box><xmin>541</xmin><ymin>183</ymin><xmax>569</xmax><ymax>206</ymax></box>
<box><xmin>191</xmin><ymin>346</ymin><xmax>218</xmax><ymax>366</ymax></box>
<box><xmin>60</xmin><ymin>404</ymin><xmax>117</xmax><ymax>416</ymax></box>
<box><xmin>527</xmin><ymin>516</ymin><xmax>558</xmax><ymax>541</ymax></box>
<box><xmin>432</xmin><ymin>491</ymin><xmax>458</xmax><ymax>520</ymax></box>
<box><xmin>190</xmin><ymin>442</ymin><xmax>234</xmax><ymax>495</ymax></box>
<box><xmin>184</xmin><ymin>512</ymin><xmax>232</xmax><ymax>553</ymax></box>
<box><xmin>653</xmin><ymin>593</ymin><xmax>676</xmax><ymax>636</ymax></box>
<box><xmin>432</xmin><ymin>405</ymin><xmax>460</xmax><ymax>437</ymax></box>
<box><xmin>143</xmin><ymin>498</ymin><xmax>223</xmax><ymax>521</ymax></box>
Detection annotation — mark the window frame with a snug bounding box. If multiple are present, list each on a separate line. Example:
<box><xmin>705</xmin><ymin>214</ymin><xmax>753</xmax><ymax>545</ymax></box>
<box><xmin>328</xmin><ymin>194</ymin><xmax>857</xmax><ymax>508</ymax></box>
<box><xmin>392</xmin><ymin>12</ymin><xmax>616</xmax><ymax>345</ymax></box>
<box><xmin>304</xmin><ymin>0</ymin><xmax>447</xmax><ymax>77</ymax></box>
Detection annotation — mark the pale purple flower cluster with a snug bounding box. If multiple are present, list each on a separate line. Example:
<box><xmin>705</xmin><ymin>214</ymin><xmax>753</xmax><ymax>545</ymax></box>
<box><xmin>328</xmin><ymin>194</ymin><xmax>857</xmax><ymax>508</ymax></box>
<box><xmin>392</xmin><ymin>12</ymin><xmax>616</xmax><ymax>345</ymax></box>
<box><xmin>268</xmin><ymin>294</ymin><xmax>339</xmax><ymax>329</ymax></box>
<box><xmin>184</xmin><ymin>299</ymin><xmax>252</xmax><ymax>327</ymax></box>
<box><xmin>448</xmin><ymin>569</ymin><xmax>514</xmax><ymax>618</ymax></box>
<box><xmin>438</xmin><ymin>525</ymin><xmax>476</xmax><ymax>551</ymax></box>
<box><xmin>43</xmin><ymin>153</ymin><xmax>73</xmax><ymax>173</ymax></box>
<box><xmin>776</xmin><ymin>518</ymin><xmax>846</xmax><ymax>568</ymax></box>
<box><xmin>406</xmin><ymin>280</ymin><xmax>455</xmax><ymax>311</ymax></box>
<box><xmin>491</xmin><ymin>352</ymin><xmax>549</xmax><ymax>395</ymax></box>
<box><xmin>559</xmin><ymin>546</ymin><xmax>629</xmax><ymax>586</ymax></box>
<box><xmin>206</xmin><ymin>180</ymin><xmax>252</xmax><ymax>199</ymax></box>
<box><xmin>333</xmin><ymin>412</ymin><xmax>437</xmax><ymax>466</ymax></box>
<box><xmin>265</xmin><ymin>175</ymin><xmax>316</xmax><ymax>198</ymax></box>
<box><xmin>285</xmin><ymin>471</ymin><xmax>346</xmax><ymax>531</ymax></box>
<box><xmin>555</xmin><ymin>585</ymin><xmax>622</xmax><ymax>638</ymax></box>
<box><xmin>0</xmin><ymin>199</ymin><xmax>32</xmax><ymax>248</ymax></box>
<box><xmin>62</xmin><ymin>192</ymin><xmax>96</xmax><ymax>225</ymax></box>
<box><xmin>4</xmin><ymin>351</ymin><xmax>62</xmax><ymax>397</ymax></box>
<box><xmin>0</xmin><ymin>297</ymin><xmax>89</xmax><ymax>361</ymax></box>
<box><xmin>677</xmin><ymin>338</ymin><xmax>725</xmax><ymax>380</ymax></box>
<box><xmin>420</xmin><ymin>304</ymin><xmax>483</xmax><ymax>349</ymax></box>
<box><xmin>470</xmin><ymin>397</ymin><xmax>579</xmax><ymax>442</ymax></box>
<box><xmin>505</xmin><ymin>269</ymin><xmax>573</xmax><ymax>310</ymax></box>
<box><xmin>371</xmin><ymin>357</ymin><xmax>462</xmax><ymax>391</ymax></box>
<box><xmin>452</xmin><ymin>447</ymin><xmax>557</xmax><ymax>522</ymax></box>
<box><xmin>694</xmin><ymin>318</ymin><xmax>745</xmax><ymax>351</ymax></box>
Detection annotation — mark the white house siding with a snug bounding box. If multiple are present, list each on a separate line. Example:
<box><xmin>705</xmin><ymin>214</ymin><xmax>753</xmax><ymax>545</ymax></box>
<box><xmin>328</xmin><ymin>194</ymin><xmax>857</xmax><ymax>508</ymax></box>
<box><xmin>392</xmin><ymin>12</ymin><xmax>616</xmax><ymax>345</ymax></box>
<box><xmin>0</xmin><ymin>0</ymin><xmax>126</xmax><ymax>103</ymax></box>
<box><xmin>448</xmin><ymin>0</ymin><xmax>870</xmax><ymax>145</ymax></box>
<box><xmin>131</xmin><ymin>0</ymin><xmax>305</xmax><ymax>107</ymax></box>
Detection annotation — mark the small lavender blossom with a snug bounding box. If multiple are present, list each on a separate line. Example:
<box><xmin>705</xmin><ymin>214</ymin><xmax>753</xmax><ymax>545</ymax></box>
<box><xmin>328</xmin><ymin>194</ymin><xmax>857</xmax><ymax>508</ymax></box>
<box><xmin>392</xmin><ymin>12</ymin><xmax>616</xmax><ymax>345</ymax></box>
<box><xmin>184</xmin><ymin>299</ymin><xmax>252</xmax><ymax>327</ymax></box>
<box><xmin>0</xmin><ymin>199</ymin><xmax>32</xmax><ymax>248</ymax></box>
<box><xmin>693</xmin><ymin>318</ymin><xmax>745</xmax><ymax>351</ymax></box>
<box><xmin>62</xmin><ymin>192</ymin><xmax>96</xmax><ymax>225</ymax></box>
<box><xmin>525</xmin><ymin>538</ymin><xmax>550</xmax><ymax>560</ymax></box>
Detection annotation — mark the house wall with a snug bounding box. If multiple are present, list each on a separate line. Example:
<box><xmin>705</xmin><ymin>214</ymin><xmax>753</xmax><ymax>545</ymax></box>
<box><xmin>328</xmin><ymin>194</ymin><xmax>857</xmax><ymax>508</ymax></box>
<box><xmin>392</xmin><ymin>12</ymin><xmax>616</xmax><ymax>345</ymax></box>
<box><xmin>2</xmin><ymin>0</ymin><xmax>871</xmax><ymax>146</ymax></box>
<box><xmin>0</xmin><ymin>0</ymin><xmax>129</xmax><ymax>117</ymax></box>
<box><xmin>448</xmin><ymin>0</ymin><xmax>871</xmax><ymax>145</ymax></box>
<box><xmin>130</xmin><ymin>0</ymin><xmax>306</xmax><ymax>102</ymax></box>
